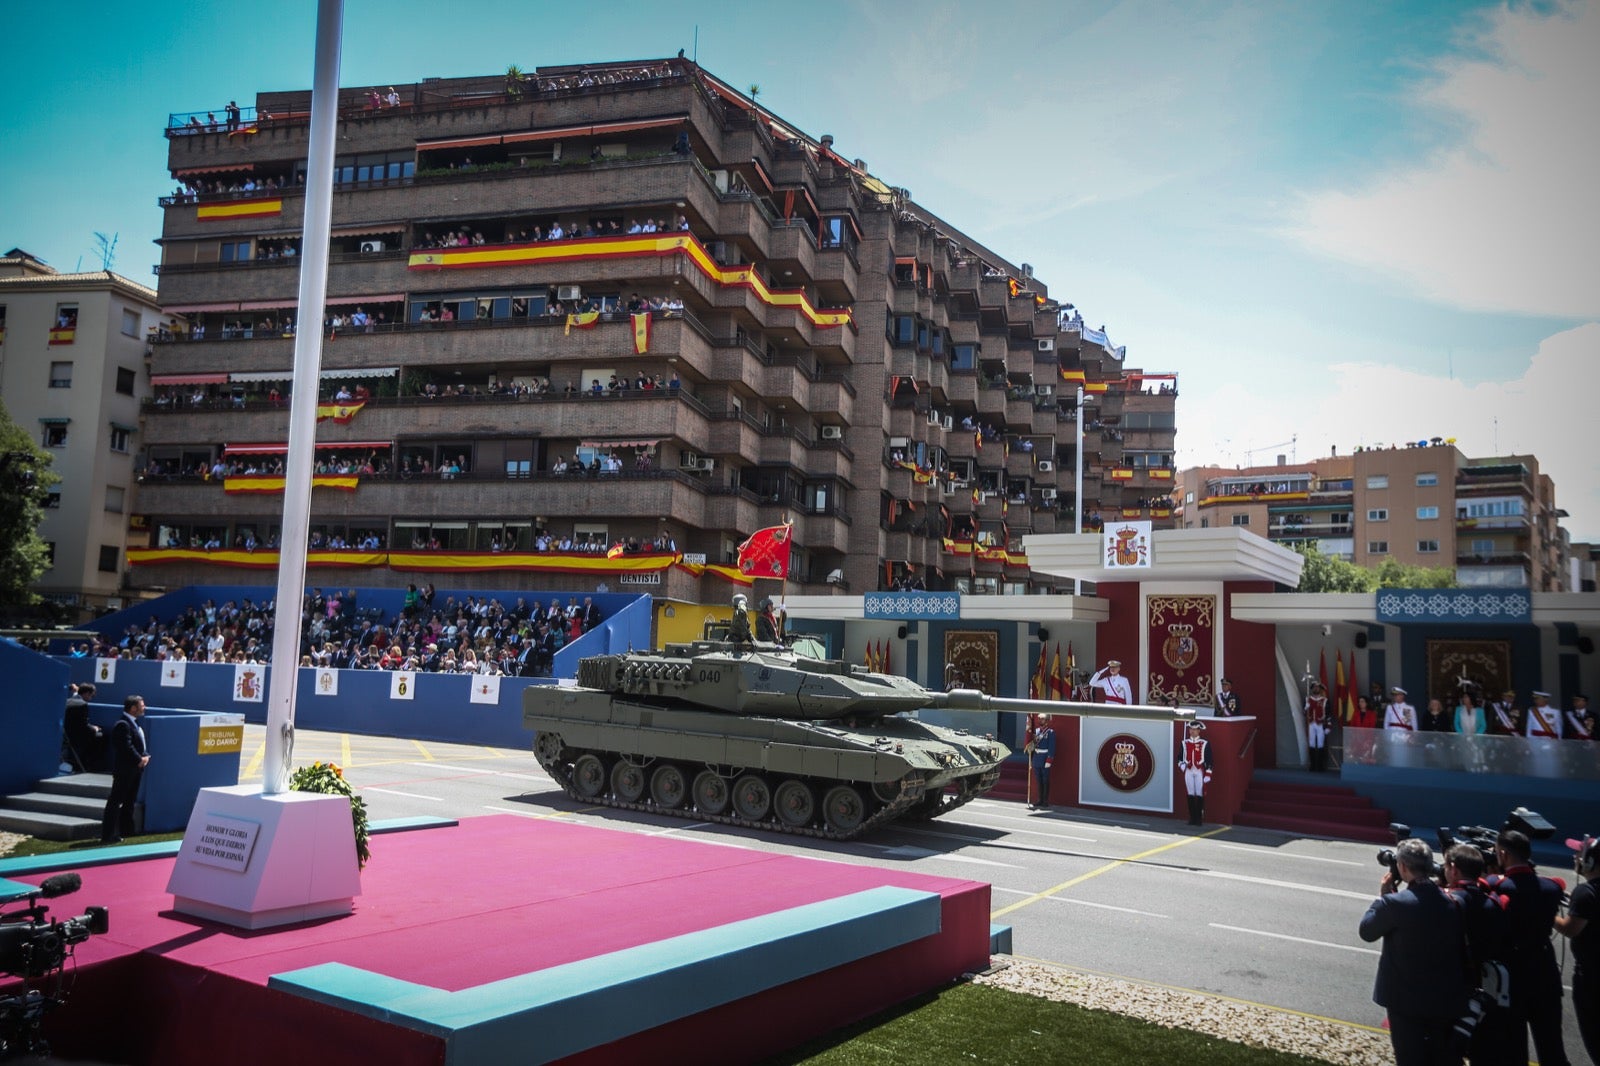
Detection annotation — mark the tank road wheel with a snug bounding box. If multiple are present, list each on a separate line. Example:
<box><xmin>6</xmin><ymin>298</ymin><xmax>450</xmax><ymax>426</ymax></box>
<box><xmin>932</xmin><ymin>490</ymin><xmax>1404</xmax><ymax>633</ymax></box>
<box><xmin>773</xmin><ymin>779</ymin><xmax>816</xmax><ymax>828</ymax></box>
<box><xmin>693</xmin><ymin>770</ymin><xmax>730</xmax><ymax>816</ymax></box>
<box><xmin>872</xmin><ymin>778</ymin><xmax>909</xmax><ymax>805</ymax></box>
<box><xmin>534</xmin><ymin>732</ymin><xmax>566</xmax><ymax>765</ymax></box>
<box><xmin>571</xmin><ymin>754</ymin><xmax>607</xmax><ymax>800</ymax></box>
<box><xmin>650</xmin><ymin>764</ymin><xmax>689</xmax><ymax>810</ymax></box>
<box><xmin>611</xmin><ymin>760</ymin><xmax>647</xmax><ymax>803</ymax></box>
<box><xmin>822</xmin><ymin>785</ymin><xmax>867</xmax><ymax>835</ymax></box>
<box><xmin>731</xmin><ymin>774</ymin><xmax>772</xmax><ymax>822</ymax></box>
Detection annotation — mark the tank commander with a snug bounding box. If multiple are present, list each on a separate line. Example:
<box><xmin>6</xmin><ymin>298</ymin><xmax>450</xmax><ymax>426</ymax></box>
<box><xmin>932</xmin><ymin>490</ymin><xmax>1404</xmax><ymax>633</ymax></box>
<box><xmin>728</xmin><ymin>594</ymin><xmax>754</xmax><ymax>645</ymax></box>
<box><xmin>756</xmin><ymin>597</ymin><xmax>783</xmax><ymax>644</ymax></box>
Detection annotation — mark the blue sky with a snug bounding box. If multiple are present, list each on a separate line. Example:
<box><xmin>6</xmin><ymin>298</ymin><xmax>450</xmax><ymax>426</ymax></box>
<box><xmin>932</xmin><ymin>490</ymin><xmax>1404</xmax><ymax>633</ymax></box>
<box><xmin>3</xmin><ymin>1</ymin><xmax>1595</xmax><ymax>537</ymax></box>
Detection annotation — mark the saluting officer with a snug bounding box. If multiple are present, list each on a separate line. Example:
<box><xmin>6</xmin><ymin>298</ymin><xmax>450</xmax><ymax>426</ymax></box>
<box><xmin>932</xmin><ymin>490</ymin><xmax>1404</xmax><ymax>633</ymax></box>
<box><xmin>1089</xmin><ymin>660</ymin><xmax>1132</xmax><ymax>705</ymax></box>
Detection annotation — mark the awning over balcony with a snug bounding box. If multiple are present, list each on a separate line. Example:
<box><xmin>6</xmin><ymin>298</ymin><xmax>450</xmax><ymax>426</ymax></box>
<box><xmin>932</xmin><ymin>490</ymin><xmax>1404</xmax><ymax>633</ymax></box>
<box><xmin>414</xmin><ymin>133</ymin><xmax>505</xmax><ymax>151</ymax></box>
<box><xmin>223</xmin><ymin>440</ymin><xmax>390</xmax><ymax>455</ymax></box>
<box><xmin>173</xmin><ymin>164</ymin><xmax>254</xmax><ymax>178</ymax></box>
<box><xmin>325</xmin><ymin>294</ymin><xmax>404</xmax><ymax>306</ymax></box>
<box><xmin>151</xmin><ymin>373</ymin><xmax>230</xmax><ymax>386</ymax></box>
<box><xmin>579</xmin><ymin>437</ymin><xmax>663</xmax><ymax>449</ymax></box>
<box><xmin>417</xmin><ymin>116</ymin><xmax>687</xmax><ymax>153</ymax></box>
<box><xmin>332</xmin><ymin>225</ymin><xmax>406</xmax><ymax>238</ymax></box>
<box><xmin>227</xmin><ymin>367</ymin><xmax>398</xmax><ymax>383</ymax></box>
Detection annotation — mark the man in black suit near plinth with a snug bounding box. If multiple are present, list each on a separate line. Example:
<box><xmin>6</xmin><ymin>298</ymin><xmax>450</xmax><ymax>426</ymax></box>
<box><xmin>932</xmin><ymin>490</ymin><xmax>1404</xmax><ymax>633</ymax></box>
<box><xmin>1358</xmin><ymin>837</ymin><xmax>1468</xmax><ymax>1065</ymax></box>
<box><xmin>101</xmin><ymin>694</ymin><xmax>150</xmax><ymax>844</ymax></box>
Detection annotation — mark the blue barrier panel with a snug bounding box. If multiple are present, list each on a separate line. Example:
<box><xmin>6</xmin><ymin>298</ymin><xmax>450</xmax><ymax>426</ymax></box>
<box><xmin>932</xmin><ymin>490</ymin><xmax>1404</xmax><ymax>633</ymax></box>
<box><xmin>82</xmin><ymin>701</ymin><xmax>245</xmax><ymax>833</ymax></box>
<box><xmin>0</xmin><ymin>640</ymin><xmax>70</xmax><ymax>796</ymax></box>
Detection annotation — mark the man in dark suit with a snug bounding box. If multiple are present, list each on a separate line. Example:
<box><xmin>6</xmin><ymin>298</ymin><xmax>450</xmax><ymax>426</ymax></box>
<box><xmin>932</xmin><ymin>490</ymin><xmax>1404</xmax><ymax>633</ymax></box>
<box><xmin>101</xmin><ymin>694</ymin><xmax>151</xmax><ymax>844</ymax></box>
<box><xmin>63</xmin><ymin>682</ymin><xmax>104</xmax><ymax>772</ymax></box>
<box><xmin>1358</xmin><ymin>838</ymin><xmax>1468</xmax><ymax>1065</ymax></box>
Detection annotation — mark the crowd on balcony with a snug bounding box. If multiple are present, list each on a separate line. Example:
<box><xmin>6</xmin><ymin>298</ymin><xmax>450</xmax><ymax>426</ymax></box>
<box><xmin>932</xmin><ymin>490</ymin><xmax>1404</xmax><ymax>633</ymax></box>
<box><xmin>414</xmin><ymin>214</ymin><xmax>690</xmax><ymax>250</ymax></box>
<box><xmin>87</xmin><ymin>588</ymin><xmax>608</xmax><ymax>678</ymax></box>
<box><xmin>169</xmin><ymin>174</ymin><xmax>304</xmax><ymax>201</ymax></box>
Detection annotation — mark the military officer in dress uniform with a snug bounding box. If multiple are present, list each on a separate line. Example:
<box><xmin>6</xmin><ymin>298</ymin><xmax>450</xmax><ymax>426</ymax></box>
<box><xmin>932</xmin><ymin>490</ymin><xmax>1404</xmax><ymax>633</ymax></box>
<box><xmin>1564</xmin><ymin>694</ymin><xmax>1592</xmax><ymax>741</ymax></box>
<box><xmin>1089</xmin><ymin>660</ymin><xmax>1132</xmax><ymax>706</ymax></box>
<box><xmin>1215</xmin><ymin>677</ymin><xmax>1240</xmax><ymax>718</ymax></box>
<box><xmin>1306</xmin><ymin>681</ymin><xmax>1331</xmax><ymax>771</ymax></box>
<box><xmin>1489</xmin><ymin>689</ymin><xmax>1522</xmax><ymax>736</ymax></box>
<box><xmin>1178</xmin><ymin>720</ymin><xmax>1212</xmax><ymax>825</ymax></box>
<box><xmin>1525</xmin><ymin>691</ymin><xmax>1564</xmax><ymax>740</ymax></box>
<box><xmin>1383</xmin><ymin>687</ymin><xmax>1417</xmax><ymax>732</ymax></box>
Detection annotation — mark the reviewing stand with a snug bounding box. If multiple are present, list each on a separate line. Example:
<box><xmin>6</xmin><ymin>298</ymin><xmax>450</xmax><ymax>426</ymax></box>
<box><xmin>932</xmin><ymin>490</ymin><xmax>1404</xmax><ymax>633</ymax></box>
<box><xmin>166</xmin><ymin>785</ymin><xmax>361</xmax><ymax>930</ymax></box>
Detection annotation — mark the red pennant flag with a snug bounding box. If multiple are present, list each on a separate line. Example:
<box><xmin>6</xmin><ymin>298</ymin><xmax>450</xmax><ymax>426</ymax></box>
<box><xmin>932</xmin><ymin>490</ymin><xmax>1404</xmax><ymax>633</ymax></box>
<box><xmin>1319</xmin><ymin>649</ymin><xmax>1329</xmax><ymax>699</ymax></box>
<box><xmin>737</xmin><ymin>523</ymin><xmax>793</xmax><ymax>579</ymax></box>
<box><xmin>883</xmin><ymin>641</ymin><xmax>891</xmax><ymax>675</ymax></box>
<box><xmin>1049</xmin><ymin>643</ymin><xmax>1066</xmax><ymax>701</ymax></box>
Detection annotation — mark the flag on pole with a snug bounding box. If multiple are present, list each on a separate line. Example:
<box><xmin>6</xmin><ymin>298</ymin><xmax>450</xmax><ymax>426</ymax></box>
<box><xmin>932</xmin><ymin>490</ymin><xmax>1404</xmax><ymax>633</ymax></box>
<box><xmin>736</xmin><ymin>522</ymin><xmax>793</xmax><ymax>579</ymax></box>
<box><xmin>1049</xmin><ymin>643</ymin><xmax>1066</xmax><ymax>701</ymax></box>
<box><xmin>1345</xmin><ymin>650</ymin><xmax>1360</xmax><ymax>723</ymax></box>
<box><xmin>1030</xmin><ymin>642</ymin><xmax>1049</xmax><ymax>699</ymax></box>
<box><xmin>864</xmin><ymin>643</ymin><xmax>874</xmax><ymax>671</ymax></box>
<box><xmin>883</xmin><ymin>641</ymin><xmax>892</xmax><ymax>675</ymax></box>
<box><xmin>1319</xmin><ymin>649</ymin><xmax>1329</xmax><ymax>698</ymax></box>
<box><xmin>1067</xmin><ymin>642</ymin><xmax>1077</xmax><ymax>699</ymax></box>
<box><xmin>1334</xmin><ymin>652</ymin><xmax>1348</xmax><ymax>723</ymax></box>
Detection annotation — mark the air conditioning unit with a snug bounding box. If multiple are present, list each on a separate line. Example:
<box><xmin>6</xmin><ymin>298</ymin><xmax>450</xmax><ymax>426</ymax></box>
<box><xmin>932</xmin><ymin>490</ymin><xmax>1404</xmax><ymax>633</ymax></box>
<box><xmin>695</xmin><ymin>458</ymin><xmax>716</xmax><ymax>472</ymax></box>
<box><xmin>821</xmin><ymin>425</ymin><xmax>843</xmax><ymax>440</ymax></box>
<box><xmin>1035</xmin><ymin>384</ymin><xmax>1054</xmax><ymax>397</ymax></box>
<box><xmin>679</xmin><ymin>452</ymin><xmax>700</xmax><ymax>468</ymax></box>
<box><xmin>926</xmin><ymin>410</ymin><xmax>940</xmax><ymax>426</ymax></box>
<box><xmin>889</xmin><ymin>436</ymin><xmax>909</xmax><ymax>449</ymax></box>
<box><xmin>359</xmin><ymin>239</ymin><xmax>386</xmax><ymax>253</ymax></box>
<box><xmin>557</xmin><ymin>284</ymin><xmax>583</xmax><ymax>302</ymax></box>
<box><xmin>826</xmin><ymin>568</ymin><xmax>845</xmax><ymax>585</ymax></box>
<box><xmin>1041</xmin><ymin>488</ymin><xmax>1058</xmax><ymax>501</ymax></box>
<box><xmin>1037</xmin><ymin>460</ymin><xmax>1054</xmax><ymax>473</ymax></box>
<box><xmin>942</xmin><ymin>415</ymin><xmax>953</xmax><ymax>430</ymax></box>
<box><xmin>1037</xmin><ymin>338</ymin><xmax>1055</xmax><ymax>352</ymax></box>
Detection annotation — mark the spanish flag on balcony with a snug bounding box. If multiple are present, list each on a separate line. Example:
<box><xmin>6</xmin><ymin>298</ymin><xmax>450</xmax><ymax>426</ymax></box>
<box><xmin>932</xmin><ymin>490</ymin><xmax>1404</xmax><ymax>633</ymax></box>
<box><xmin>564</xmin><ymin>310</ymin><xmax>600</xmax><ymax>335</ymax></box>
<box><xmin>196</xmin><ymin>198</ymin><xmax>282</xmax><ymax>221</ymax></box>
<box><xmin>1149</xmin><ymin>468</ymin><xmax>1173</xmax><ymax>480</ymax></box>
<box><xmin>971</xmin><ymin>485</ymin><xmax>981</xmax><ymax>506</ymax></box>
<box><xmin>631</xmin><ymin>312</ymin><xmax>651</xmax><ymax>354</ymax></box>
<box><xmin>1109</xmin><ymin>468</ymin><xmax>1135</xmax><ymax>481</ymax></box>
<box><xmin>316</xmin><ymin>401</ymin><xmax>366</xmax><ymax>424</ymax></box>
<box><xmin>224</xmin><ymin>474</ymin><xmax>360</xmax><ymax>494</ymax></box>
<box><xmin>48</xmin><ymin>328</ymin><xmax>76</xmax><ymax>346</ymax></box>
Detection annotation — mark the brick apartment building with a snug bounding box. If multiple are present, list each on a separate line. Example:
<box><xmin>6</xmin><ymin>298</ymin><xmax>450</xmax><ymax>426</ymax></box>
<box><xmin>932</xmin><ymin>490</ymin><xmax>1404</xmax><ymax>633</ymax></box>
<box><xmin>1174</xmin><ymin>443</ymin><xmax>1570</xmax><ymax>590</ymax></box>
<box><xmin>135</xmin><ymin>58</ymin><xmax>1178</xmax><ymax>600</ymax></box>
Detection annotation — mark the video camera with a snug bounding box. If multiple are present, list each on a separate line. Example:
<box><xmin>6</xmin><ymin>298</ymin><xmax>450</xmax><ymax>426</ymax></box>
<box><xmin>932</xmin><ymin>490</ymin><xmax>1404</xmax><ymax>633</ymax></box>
<box><xmin>1</xmin><ymin>873</ymin><xmax>108</xmax><ymax>1059</ymax></box>
<box><xmin>1436</xmin><ymin>806</ymin><xmax>1557</xmax><ymax>875</ymax></box>
<box><xmin>1375</xmin><ymin>822</ymin><xmax>1440</xmax><ymax>879</ymax></box>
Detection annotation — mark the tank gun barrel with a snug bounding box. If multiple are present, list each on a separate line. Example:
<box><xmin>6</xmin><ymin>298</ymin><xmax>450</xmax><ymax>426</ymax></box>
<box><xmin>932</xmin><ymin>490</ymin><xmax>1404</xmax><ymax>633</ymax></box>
<box><xmin>932</xmin><ymin>688</ymin><xmax>1195</xmax><ymax>722</ymax></box>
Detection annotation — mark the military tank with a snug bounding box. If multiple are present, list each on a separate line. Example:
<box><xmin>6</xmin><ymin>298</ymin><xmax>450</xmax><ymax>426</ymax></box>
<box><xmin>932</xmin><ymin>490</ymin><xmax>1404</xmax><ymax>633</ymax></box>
<box><xmin>524</xmin><ymin>637</ymin><xmax>1190</xmax><ymax>840</ymax></box>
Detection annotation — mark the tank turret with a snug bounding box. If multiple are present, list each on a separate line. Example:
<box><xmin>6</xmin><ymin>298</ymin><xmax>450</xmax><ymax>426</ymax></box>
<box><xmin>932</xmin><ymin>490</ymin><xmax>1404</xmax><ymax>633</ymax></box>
<box><xmin>524</xmin><ymin>640</ymin><xmax>1191</xmax><ymax>840</ymax></box>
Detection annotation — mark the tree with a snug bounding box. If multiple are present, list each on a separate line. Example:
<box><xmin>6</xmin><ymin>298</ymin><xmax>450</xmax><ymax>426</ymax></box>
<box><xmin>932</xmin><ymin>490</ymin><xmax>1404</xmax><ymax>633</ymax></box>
<box><xmin>0</xmin><ymin>402</ymin><xmax>58</xmax><ymax>609</ymax></box>
<box><xmin>1291</xmin><ymin>544</ymin><xmax>1376</xmax><ymax>593</ymax></box>
<box><xmin>1373</xmin><ymin>556</ymin><xmax>1457</xmax><ymax>589</ymax></box>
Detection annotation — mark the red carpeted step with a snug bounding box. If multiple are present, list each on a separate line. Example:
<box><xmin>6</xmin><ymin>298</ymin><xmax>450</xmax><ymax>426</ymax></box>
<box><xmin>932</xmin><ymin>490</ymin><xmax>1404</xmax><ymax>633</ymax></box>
<box><xmin>1246</xmin><ymin>781</ymin><xmax>1374</xmax><ymax>801</ymax></box>
<box><xmin>1233</xmin><ymin>811</ymin><xmax>1395</xmax><ymax>844</ymax></box>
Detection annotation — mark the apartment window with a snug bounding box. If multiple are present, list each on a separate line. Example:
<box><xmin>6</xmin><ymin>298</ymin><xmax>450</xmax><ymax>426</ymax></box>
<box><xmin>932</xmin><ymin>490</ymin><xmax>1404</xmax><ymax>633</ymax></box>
<box><xmin>121</xmin><ymin>308</ymin><xmax>140</xmax><ymax>337</ymax></box>
<box><xmin>105</xmin><ymin>486</ymin><xmax>125</xmax><ymax>513</ymax></box>
<box><xmin>49</xmin><ymin>361</ymin><xmax>73</xmax><ymax>388</ymax></box>
<box><xmin>1367</xmin><ymin>508</ymin><xmax>1388</xmax><ymax>522</ymax></box>
<box><xmin>950</xmin><ymin>344</ymin><xmax>977</xmax><ymax>372</ymax></box>
<box><xmin>55</xmin><ymin>304</ymin><xmax>78</xmax><ymax>329</ymax></box>
<box><xmin>1231</xmin><ymin>514</ymin><xmax>1250</xmax><ymax>526</ymax></box>
<box><xmin>1368</xmin><ymin>540</ymin><xmax>1389</xmax><ymax>555</ymax></box>
<box><xmin>1471</xmin><ymin>538</ymin><xmax>1495</xmax><ymax>554</ymax></box>
<box><xmin>115</xmin><ymin>366</ymin><xmax>137</xmax><ymax>395</ymax></box>
<box><xmin>1366</xmin><ymin>475</ymin><xmax>1388</xmax><ymax>490</ymax></box>
<box><xmin>43</xmin><ymin>542</ymin><xmax>56</xmax><ymax>569</ymax></box>
<box><xmin>1185</xmin><ymin>492</ymin><xmax>1195</xmax><ymax>504</ymax></box>
<box><xmin>218</xmin><ymin>240</ymin><xmax>252</xmax><ymax>263</ymax></box>
<box><xmin>45</xmin><ymin>489</ymin><xmax>61</xmax><ymax>509</ymax></box>
<box><xmin>1415</xmin><ymin>472</ymin><xmax>1438</xmax><ymax>487</ymax></box>
<box><xmin>110</xmin><ymin>426</ymin><xmax>131</xmax><ymax>452</ymax></box>
<box><xmin>42</xmin><ymin>424</ymin><xmax>68</xmax><ymax>448</ymax></box>
<box><xmin>887</xmin><ymin>315</ymin><xmax>915</xmax><ymax>345</ymax></box>
<box><xmin>1417</xmin><ymin>539</ymin><xmax>1440</xmax><ymax>554</ymax></box>
<box><xmin>98</xmin><ymin>545</ymin><xmax>119</xmax><ymax>572</ymax></box>
<box><xmin>1417</xmin><ymin>506</ymin><xmax>1439</xmax><ymax>520</ymax></box>
<box><xmin>1200</xmin><ymin>518</ymin><xmax>1210</xmax><ymax>528</ymax></box>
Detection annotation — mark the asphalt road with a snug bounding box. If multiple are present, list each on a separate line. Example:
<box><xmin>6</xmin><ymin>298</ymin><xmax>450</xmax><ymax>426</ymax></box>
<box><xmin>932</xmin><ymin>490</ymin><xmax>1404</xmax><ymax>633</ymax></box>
<box><xmin>241</xmin><ymin>725</ymin><xmax>1586</xmax><ymax>1058</ymax></box>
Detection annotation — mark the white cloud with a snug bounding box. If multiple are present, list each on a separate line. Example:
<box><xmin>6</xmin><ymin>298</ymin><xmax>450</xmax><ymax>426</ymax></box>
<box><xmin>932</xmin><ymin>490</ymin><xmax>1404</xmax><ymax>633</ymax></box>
<box><xmin>1180</xmin><ymin>322</ymin><xmax>1600</xmax><ymax>540</ymax></box>
<box><xmin>1286</xmin><ymin>2</ymin><xmax>1600</xmax><ymax>317</ymax></box>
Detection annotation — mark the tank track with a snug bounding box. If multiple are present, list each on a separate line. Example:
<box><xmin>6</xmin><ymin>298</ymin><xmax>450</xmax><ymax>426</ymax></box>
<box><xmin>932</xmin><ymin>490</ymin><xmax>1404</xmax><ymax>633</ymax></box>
<box><xmin>900</xmin><ymin>767</ymin><xmax>1003</xmax><ymax>822</ymax></box>
<box><xmin>533</xmin><ymin>733</ymin><xmax>928</xmax><ymax>841</ymax></box>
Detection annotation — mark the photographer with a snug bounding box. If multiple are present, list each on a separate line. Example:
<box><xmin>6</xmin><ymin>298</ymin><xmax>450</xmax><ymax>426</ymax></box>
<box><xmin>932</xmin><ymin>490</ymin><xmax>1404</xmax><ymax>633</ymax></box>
<box><xmin>1359</xmin><ymin>838</ymin><xmax>1469</xmax><ymax>1065</ymax></box>
<box><xmin>1489</xmin><ymin>830</ymin><xmax>1571</xmax><ymax>1066</ymax></box>
<box><xmin>1443</xmin><ymin>844</ymin><xmax>1513</xmax><ymax>1065</ymax></box>
<box><xmin>1555</xmin><ymin>836</ymin><xmax>1598</xmax><ymax>1063</ymax></box>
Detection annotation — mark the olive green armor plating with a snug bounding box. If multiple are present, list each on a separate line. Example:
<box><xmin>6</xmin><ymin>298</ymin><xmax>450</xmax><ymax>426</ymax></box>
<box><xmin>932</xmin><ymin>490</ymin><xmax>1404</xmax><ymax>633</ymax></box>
<box><xmin>524</xmin><ymin>639</ymin><xmax>1168</xmax><ymax>840</ymax></box>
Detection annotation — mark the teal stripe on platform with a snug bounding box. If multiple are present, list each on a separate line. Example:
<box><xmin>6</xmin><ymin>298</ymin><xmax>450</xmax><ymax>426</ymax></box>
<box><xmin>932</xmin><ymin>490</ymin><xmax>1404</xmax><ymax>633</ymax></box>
<box><xmin>990</xmin><ymin>923</ymin><xmax>1013</xmax><ymax>955</ymax></box>
<box><xmin>270</xmin><ymin>885</ymin><xmax>943</xmax><ymax>1066</ymax></box>
<box><xmin>0</xmin><ymin>816</ymin><xmax>457</xmax><ymax>877</ymax></box>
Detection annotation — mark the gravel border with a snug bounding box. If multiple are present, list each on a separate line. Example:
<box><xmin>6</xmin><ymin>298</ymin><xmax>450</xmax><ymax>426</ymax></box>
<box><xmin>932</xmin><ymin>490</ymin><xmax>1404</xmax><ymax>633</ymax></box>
<box><xmin>0</xmin><ymin>831</ymin><xmax>27</xmax><ymax>859</ymax></box>
<box><xmin>974</xmin><ymin>956</ymin><xmax>1394</xmax><ymax>1066</ymax></box>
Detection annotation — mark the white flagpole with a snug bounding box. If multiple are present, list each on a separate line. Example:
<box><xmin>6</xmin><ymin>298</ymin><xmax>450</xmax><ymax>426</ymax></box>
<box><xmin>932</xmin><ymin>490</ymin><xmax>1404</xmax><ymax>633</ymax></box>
<box><xmin>262</xmin><ymin>0</ymin><xmax>344</xmax><ymax>794</ymax></box>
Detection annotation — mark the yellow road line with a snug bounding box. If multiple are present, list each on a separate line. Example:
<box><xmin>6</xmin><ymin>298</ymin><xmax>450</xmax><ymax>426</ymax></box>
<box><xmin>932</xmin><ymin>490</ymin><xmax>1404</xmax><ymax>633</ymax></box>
<box><xmin>1011</xmin><ymin>954</ymin><xmax>1389</xmax><ymax>1034</ymax></box>
<box><xmin>241</xmin><ymin>741</ymin><xmax>266</xmax><ymax>780</ymax></box>
<box><xmin>991</xmin><ymin>826</ymin><xmax>1229</xmax><ymax>919</ymax></box>
<box><xmin>341</xmin><ymin>733</ymin><xmax>351</xmax><ymax>768</ymax></box>
<box><xmin>411</xmin><ymin>738</ymin><xmax>433</xmax><ymax>760</ymax></box>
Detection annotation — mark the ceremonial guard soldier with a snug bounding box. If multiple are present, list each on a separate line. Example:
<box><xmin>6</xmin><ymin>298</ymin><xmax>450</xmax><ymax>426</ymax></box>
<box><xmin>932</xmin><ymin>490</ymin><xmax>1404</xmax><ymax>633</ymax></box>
<box><xmin>1215</xmin><ymin>677</ymin><xmax>1240</xmax><ymax>717</ymax></box>
<box><xmin>1564</xmin><ymin>695</ymin><xmax>1592</xmax><ymax>741</ymax></box>
<box><xmin>1383</xmin><ymin>687</ymin><xmax>1417</xmax><ymax>732</ymax></box>
<box><xmin>1027</xmin><ymin>714</ymin><xmax>1056</xmax><ymax>811</ymax></box>
<box><xmin>1306</xmin><ymin>681</ymin><xmax>1331</xmax><ymax>771</ymax></box>
<box><xmin>1089</xmin><ymin>660</ymin><xmax>1132</xmax><ymax>706</ymax></box>
<box><xmin>1178</xmin><ymin>720</ymin><xmax>1211</xmax><ymax>825</ymax></box>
